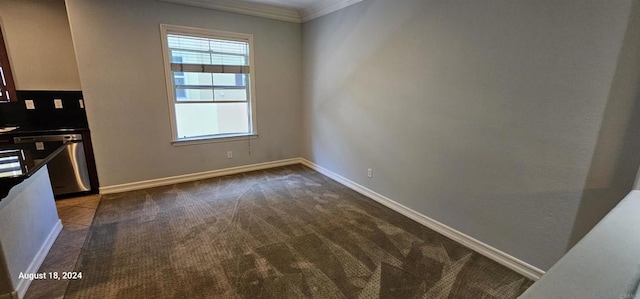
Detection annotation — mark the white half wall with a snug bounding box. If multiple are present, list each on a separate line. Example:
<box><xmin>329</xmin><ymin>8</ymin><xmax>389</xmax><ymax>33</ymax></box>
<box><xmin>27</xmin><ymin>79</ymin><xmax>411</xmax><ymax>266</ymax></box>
<box><xmin>65</xmin><ymin>0</ymin><xmax>302</xmax><ymax>187</ymax></box>
<box><xmin>0</xmin><ymin>167</ymin><xmax>61</xmax><ymax>298</ymax></box>
<box><xmin>520</xmin><ymin>190</ymin><xmax>640</xmax><ymax>298</ymax></box>
<box><xmin>302</xmin><ymin>0</ymin><xmax>640</xmax><ymax>270</ymax></box>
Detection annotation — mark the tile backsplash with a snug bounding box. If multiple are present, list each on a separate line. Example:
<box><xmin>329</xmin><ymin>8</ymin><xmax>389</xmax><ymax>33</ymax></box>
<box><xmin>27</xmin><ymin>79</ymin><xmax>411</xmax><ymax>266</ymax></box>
<box><xmin>0</xmin><ymin>90</ymin><xmax>88</xmax><ymax>128</ymax></box>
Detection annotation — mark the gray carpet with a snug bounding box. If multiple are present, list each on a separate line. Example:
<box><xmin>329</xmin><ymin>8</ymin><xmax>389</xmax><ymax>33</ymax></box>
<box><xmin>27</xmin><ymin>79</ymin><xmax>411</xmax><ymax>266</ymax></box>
<box><xmin>66</xmin><ymin>165</ymin><xmax>532</xmax><ymax>298</ymax></box>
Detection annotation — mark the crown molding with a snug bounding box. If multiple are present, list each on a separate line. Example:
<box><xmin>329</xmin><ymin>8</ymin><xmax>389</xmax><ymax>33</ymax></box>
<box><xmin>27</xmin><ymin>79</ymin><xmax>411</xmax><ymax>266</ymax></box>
<box><xmin>300</xmin><ymin>0</ymin><xmax>363</xmax><ymax>22</ymax></box>
<box><xmin>159</xmin><ymin>0</ymin><xmax>364</xmax><ymax>23</ymax></box>
<box><xmin>158</xmin><ymin>0</ymin><xmax>302</xmax><ymax>23</ymax></box>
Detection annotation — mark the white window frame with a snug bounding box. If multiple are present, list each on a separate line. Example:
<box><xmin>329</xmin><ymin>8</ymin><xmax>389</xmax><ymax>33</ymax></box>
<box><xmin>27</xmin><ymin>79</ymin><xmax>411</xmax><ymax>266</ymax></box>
<box><xmin>160</xmin><ymin>24</ymin><xmax>258</xmax><ymax>145</ymax></box>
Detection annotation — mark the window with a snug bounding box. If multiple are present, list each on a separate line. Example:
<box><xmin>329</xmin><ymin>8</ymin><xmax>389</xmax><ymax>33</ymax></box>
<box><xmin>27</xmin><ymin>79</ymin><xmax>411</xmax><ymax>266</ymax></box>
<box><xmin>0</xmin><ymin>26</ymin><xmax>17</xmax><ymax>103</ymax></box>
<box><xmin>160</xmin><ymin>24</ymin><xmax>257</xmax><ymax>143</ymax></box>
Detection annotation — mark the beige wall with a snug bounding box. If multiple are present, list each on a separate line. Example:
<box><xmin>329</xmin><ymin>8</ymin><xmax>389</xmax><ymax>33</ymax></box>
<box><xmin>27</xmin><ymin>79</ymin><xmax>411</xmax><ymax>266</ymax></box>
<box><xmin>0</xmin><ymin>0</ymin><xmax>81</xmax><ymax>90</ymax></box>
<box><xmin>65</xmin><ymin>0</ymin><xmax>302</xmax><ymax>187</ymax></box>
<box><xmin>302</xmin><ymin>0</ymin><xmax>640</xmax><ymax>270</ymax></box>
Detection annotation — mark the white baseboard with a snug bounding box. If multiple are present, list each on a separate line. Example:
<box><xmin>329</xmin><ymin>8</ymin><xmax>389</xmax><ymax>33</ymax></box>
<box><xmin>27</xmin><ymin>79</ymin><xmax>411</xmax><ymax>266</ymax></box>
<box><xmin>100</xmin><ymin>158</ymin><xmax>302</xmax><ymax>194</ymax></box>
<box><xmin>98</xmin><ymin>157</ymin><xmax>544</xmax><ymax>280</ymax></box>
<box><xmin>16</xmin><ymin>220</ymin><xmax>63</xmax><ymax>298</ymax></box>
<box><xmin>300</xmin><ymin>159</ymin><xmax>545</xmax><ymax>281</ymax></box>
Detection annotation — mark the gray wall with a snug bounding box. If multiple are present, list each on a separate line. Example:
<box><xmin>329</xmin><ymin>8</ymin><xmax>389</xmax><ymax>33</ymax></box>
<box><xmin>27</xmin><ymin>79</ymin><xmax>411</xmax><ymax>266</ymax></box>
<box><xmin>577</xmin><ymin>0</ymin><xmax>640</xmax><ymax>246</ymax></box>
<box><xmin>302</xmin><ymin>0</ymin><xmax>640</xmax><ymax>270</ymax></box>
<box><xmin>626</xmin><ymin>3</ymin><xmax>640</xmax><ymax>190</ymax></box>
<box><xmin>65</xmin><ymin>0</ymin><xmax>302</xmax><ymax>187</ymax></box>
<box><xmin>0</xmin><ymin>0</ymin><xmax>81</xmax><ymax>90</ymax></box>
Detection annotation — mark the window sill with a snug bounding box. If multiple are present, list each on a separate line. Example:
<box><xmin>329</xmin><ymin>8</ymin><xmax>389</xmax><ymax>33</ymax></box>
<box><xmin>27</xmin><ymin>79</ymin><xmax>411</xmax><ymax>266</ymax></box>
<box><xmin>171</xmin><ymin>133</ymin><xmax>258</xmax><ymax>147</ymax></box>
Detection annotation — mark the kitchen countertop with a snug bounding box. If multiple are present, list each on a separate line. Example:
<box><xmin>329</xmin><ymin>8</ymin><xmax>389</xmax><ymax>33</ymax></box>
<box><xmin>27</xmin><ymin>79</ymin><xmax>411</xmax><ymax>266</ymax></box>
<box><xmin>0</xmin><ymin>126</ymin><xmax>89</xmax><ymax>137</ymax></box>
<box><xmin>0</xmin><ymin>142</ymin><xmax>74</xmax><ymax>200</ymax></box>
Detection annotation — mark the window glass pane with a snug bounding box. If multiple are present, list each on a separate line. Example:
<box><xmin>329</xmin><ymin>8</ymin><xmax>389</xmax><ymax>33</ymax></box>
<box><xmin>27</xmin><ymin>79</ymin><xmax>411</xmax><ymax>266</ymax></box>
<box><xmin>173</xmin><ymin>72</ymin><xmax>214</xmax><ymax>86</ymax></box>
<box><xmin>236</xmin><ymin>74</ymin><xmax>246</xmax><ymax>87</ymax></box>
<box><xmin>212</xmin><ymin>74</ymin><xmax>241</xmax><ymax>86</ymax></box>
<box><xmin>213</xmin><ymin>88</ymin><xmax>247</xmax><ymax>102</ymax></box>
<box><xmin>170</xmin><ymin>50</ymin><xmax>212</xmax><ymax>64</ymax></box>
<box><xmin>209</xmin><ymin>39</ymin><xmax>248</xmax><ymax>55</ymax></box>
<box><xmin>167</xmin><ymin>35</ymin><xmax>210</xmax><ymax>52</ymax></box>
<box><xmin>174</xmin><ymin>78</ymin><xmax>186</xmax><ymax>99</ymax></box>
<box><xmin>210</xmin><ymin>54</ymin><xmax>246</xmax><ymax>66</ymax></box>
<box><xmin>174</xmin><ymin>88</ymin><xmax>247</xmax><ymax>102</ymax></box>
<box><xmin>216</xmin><ymin>103</ymin><xmax>249</xmax><ymax>134</ymax></box>
<box><xmin>173</xmin><ymin>72</ymin><xmax>247</xmax><ymax>102</ymax></box>
<box><xmin>175</xmin><ymin>103</ymin><xmax>249</xmax><ymax>138</ymax></box>
<box><xmin>175</xmin><ymin>88</ymin><xmax>214</xmax><ymax>102</ymax></box>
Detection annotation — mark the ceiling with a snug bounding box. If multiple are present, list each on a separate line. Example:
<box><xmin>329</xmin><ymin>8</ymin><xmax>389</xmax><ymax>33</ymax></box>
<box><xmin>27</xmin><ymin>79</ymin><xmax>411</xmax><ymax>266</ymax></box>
<box><xmin>158</xmin><ymin>0</ymin><xmax>363</xmax><ymax>23</ymax></box>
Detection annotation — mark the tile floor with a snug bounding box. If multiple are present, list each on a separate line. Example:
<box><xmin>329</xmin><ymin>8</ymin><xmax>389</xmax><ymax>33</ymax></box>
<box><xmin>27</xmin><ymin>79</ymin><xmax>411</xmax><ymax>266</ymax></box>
<box><xmin>23</xmin><ymin>194</ymin><xmax>101</xmax><ymax>299</ymax></box>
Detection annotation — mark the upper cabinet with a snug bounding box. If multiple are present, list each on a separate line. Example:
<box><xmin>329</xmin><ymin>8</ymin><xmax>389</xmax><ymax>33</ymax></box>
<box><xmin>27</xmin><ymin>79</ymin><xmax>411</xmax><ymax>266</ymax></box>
<box><xmin>0</xmin><ymin>26</ymin><xmax>17</xmax><ymax>103</ymax></box>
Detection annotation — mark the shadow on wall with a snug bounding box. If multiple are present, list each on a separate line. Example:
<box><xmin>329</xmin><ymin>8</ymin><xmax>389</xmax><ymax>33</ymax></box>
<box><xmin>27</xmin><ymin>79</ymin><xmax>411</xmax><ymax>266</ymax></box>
<box><xmin>568</xmin><ymin>0</ymin><xmax>640</xmax><ymax>250</ymax></box>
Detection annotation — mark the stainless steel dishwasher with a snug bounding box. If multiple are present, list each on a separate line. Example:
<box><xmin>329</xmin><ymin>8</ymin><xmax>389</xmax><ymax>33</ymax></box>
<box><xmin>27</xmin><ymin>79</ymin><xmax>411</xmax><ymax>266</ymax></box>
<box><xmin>14</xmin><ymin>134</ymin><xmax>91</xmax><ymax>196</ymax></box>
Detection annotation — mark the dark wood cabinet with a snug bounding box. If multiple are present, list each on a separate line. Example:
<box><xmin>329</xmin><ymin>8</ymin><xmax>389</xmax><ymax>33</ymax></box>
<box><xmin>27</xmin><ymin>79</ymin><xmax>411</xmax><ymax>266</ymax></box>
<box><xmin>0</xmin><ymin>26</ymin><xmax>17</xmax><ymax>103</ymax></box>
<box><xmin>81</xmin><ymin>130</ymin><xmax>100</xmax><ymax>193</ymax></box>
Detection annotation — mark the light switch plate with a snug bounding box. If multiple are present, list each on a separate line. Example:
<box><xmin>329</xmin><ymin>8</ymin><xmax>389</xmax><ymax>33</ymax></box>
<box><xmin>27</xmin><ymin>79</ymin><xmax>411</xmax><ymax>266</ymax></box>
<box><xmin>79</xmin><ymin>99</ymin><xmax>84</xmax><ymax>109</ymax></box>
<box><xmin>25</xmin><ymin>100</ymin><xmax>35</xmax><ymax>110</ymax></box>
<box><xmin>36</xmin><ymin>142</ymin><xmax>44</xmax><ymax>150</ymax></box>
<box><xmin>54</xmin><ymin>99</ymin><xmax>63</xmax><ymax>109</ymax></box>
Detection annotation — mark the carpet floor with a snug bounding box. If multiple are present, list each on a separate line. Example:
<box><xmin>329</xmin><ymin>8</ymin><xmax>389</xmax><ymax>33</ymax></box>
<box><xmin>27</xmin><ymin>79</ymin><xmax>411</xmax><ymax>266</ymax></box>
<box><xmin>65</xmin><ymin>165</ymin><xmax>532</xmax><ymax>298</ymax></box>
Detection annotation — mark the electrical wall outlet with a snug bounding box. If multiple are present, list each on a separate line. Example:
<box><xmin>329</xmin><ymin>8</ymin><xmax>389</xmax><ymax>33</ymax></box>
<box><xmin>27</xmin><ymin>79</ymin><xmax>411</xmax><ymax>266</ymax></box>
<box><xmin>25</xmin><ymin>100</ymin><xmax>35</xmax><ymax>110</ymax></box>
<box><xmin>227</xmin><ymin>151</ymin><xmax>233</xmax><ymax>159</ymax></box>
<box><xmin>54</xmin><ymin>99</ymin><xmax>63</xmax><ymax>109</ymax></box>
<box><xmin>367</xmin><ymin>168</ymin><xmax>373</xmax><ymax>178</ymax></box>
<box><xmin>79</xmin><ymin>99</ymin><xmax>84</xmax><ymax>108</ymax></box>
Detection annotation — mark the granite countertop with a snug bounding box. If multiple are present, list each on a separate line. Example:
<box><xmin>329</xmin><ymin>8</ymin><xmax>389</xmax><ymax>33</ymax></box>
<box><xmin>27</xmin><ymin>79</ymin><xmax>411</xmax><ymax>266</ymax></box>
<box><xmin>0</xmin><ymin>142</ymin><xmax>74</xmax><ymax>200</ymax></box>
<box><xmin>0</xmin><ymin>126</ymin><xmax>89</xmax><ymax>137</ymax></box>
